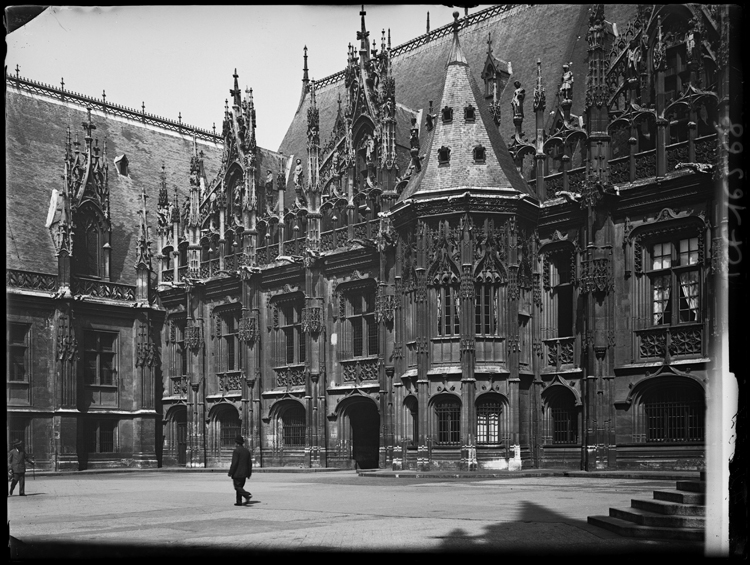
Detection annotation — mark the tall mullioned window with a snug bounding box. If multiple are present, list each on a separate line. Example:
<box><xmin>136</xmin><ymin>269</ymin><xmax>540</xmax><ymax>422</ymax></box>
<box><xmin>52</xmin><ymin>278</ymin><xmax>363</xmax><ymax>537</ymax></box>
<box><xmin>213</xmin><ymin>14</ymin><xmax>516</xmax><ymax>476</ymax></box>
<box><xmin>437</xmin><ymin>286</ymin><xmax>460</xmax><ymax>336</ymax></box>
<box><xmin>83</xmin><ymin>331</ymin><xmax>117</xmax><ymax>386</ymax></box>
<box><xmin>279</xmin><ymin>299</ymin><xmax>305</xmax><ymax>365</ymax></box>
<box><xmin>345</xmin><ymin>288</ymin><xmax>378</xmax><ymax>358</ymax></box>
<box><xmin>650</xmin><ymin>237</ymin><xmax>700</xmax><ymax>326</ymax></box>
<box><xmin>8</xmin><ymin>323</ymin><xmax>30</xmax><ymax>383</ymax></box>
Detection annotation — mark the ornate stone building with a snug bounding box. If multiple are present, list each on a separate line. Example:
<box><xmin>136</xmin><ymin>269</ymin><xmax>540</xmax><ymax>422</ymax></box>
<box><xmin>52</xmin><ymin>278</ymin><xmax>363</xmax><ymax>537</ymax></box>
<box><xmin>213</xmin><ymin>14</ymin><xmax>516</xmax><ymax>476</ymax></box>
<box><xmin>7</xmin><ymin>4</ymin><xmax>736</xmax><ymax>472</ymax></box>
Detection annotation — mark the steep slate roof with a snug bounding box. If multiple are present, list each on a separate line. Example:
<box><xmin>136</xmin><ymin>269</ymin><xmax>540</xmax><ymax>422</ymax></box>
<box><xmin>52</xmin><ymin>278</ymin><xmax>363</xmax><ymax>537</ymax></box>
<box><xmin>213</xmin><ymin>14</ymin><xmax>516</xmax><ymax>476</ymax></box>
<box><xmin>399</xmin><ymin>16</ymin><xmax>531</xmax><ymax>201</ymax></box>
<box><xmin>279</xmin><ymin>4</ymin><xmax>639</xmax><ymax>195</ymax></box>
<box><xmin>5</xmin><ymin>87</ymin><xmax>222</xmax><ymax>285</ymax></box>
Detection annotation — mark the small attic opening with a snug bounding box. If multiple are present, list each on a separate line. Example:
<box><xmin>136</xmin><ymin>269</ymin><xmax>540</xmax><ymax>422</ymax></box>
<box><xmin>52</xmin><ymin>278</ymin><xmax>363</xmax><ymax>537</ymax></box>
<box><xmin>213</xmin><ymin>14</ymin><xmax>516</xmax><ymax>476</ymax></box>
<box><xmin>473</xmin><ymin>144</ymin><xmax>486</xmax><ymax>164</ymax></box>
<box><xmin>464</xmin><ymin>105</ymin><xmax>476</xmax><ymax>123</ymax></box>
<box><xmin>114</xmin><ymin>154</ymin><xmax>129</xmax><ymax>177</ymax></box>
<box><xmin>441</xmin><ymin>106</ymin><xmax>453</xmax><ymax>123</ymax></box>
<box><xmin>438</xmin><ymin>146</ymin><xmax>451</xmax><ymax>166</ymax></box>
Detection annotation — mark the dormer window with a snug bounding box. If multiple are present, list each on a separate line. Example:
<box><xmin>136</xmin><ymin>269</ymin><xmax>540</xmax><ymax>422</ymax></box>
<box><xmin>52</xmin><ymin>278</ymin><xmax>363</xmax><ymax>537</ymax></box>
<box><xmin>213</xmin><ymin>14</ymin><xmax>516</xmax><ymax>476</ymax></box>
<box><xmin>438</xmin><ymin>146</ymin><xmax>451</xmax><ymax>165</ymax></box>
<box><xmin>464</xmin><ymin>105</ymin><xmax>476</xmax><ymax>122</ymax></box>
<box><xmin>473</xmin><ymin>144</ymin><xmax>486</xmax><ymax>164</ymax></box>
<box><xmin>441</xmin><ymin>106</ymin><xmax>453</xmax><ymax>123</ymax></box>
<box><xmin>114</xmin><ymin>154</ymin><xmax>129</xmax><ymax>177</ymax></box>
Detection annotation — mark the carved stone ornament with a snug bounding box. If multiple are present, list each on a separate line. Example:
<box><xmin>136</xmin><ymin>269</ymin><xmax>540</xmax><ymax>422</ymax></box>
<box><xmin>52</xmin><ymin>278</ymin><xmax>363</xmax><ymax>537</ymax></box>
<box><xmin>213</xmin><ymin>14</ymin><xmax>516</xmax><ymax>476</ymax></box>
<box><xmin>238</xmin><ymin>315</ymin><xmax>258</xmax><ymax>344</ymax></box>
<box><xmin>301</xmin><ymin>307</ymin><xmax>322</xmax><ymax>335</ymax></box>
<box><xmin>184</xmin><ymin>324</ymin><xmax>203</xmax><ymax>351</ymax></box>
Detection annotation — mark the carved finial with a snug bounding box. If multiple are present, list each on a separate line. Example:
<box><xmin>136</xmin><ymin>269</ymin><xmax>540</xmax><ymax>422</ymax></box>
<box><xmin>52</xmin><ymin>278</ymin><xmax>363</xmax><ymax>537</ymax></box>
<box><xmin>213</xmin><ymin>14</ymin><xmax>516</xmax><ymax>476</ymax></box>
<box><xmin>102</xmin><ymin>90</ymin><xmax>106</xmax><ymax>104</ymax></box>
<box><xmin>358</xmin><ymin>4</ymin><xmax>369</xmax><ymax>47</ymax></box>
<box><xmin>426</xmin><ymin>11</ymin><xmax>430</xmax><ymax>34</ymax></box>
<box><xmin>82</xmin><ymin>107</ymin><xmax>96</xmax><ymax>145</ymax></box>
<box><xmin>303</xmin><ymin>45</ymin><xmax>309</xmax><ymax>85</ymax></box>
<box><xmin>61</xmin><ymin>77</ymin><xmax>65</xmax><ymax>90</ymax></box>
<box><xmin>15</xmin><ymin>64</ymin><xmax>19</xmax><ymax>77</ymax></box>
<box><xmin>230</xmin><ymin>68</ymin><xmax>241</xmax><ymax>106</ymax></box>
<box><xmin>487</xmin><ymin>32</ymin><xmax>492</xmax><ymax>55</ymax></box>
<box><xmin>142</xmin><ymin>101</ymin><xmax>145</xmax><ymax>114</ymax></box>
<box><xmin>533</xmin><ymin>58</ymin><xmax>546</xmax><ymax>113</ymax></box>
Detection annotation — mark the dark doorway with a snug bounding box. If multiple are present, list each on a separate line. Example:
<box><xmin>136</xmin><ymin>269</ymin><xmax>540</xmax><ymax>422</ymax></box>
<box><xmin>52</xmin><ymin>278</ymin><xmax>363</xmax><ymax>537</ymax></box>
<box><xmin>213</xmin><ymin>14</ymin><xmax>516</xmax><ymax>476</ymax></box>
<box><xmin>174</xmin><ymin>409</ymin><xmax>187</xmax><ymax>466</ymax></box>
<box><xmin>349</xmin><ymin>401</ymin><xmax>380</xmax><ymax>469</ymax></box>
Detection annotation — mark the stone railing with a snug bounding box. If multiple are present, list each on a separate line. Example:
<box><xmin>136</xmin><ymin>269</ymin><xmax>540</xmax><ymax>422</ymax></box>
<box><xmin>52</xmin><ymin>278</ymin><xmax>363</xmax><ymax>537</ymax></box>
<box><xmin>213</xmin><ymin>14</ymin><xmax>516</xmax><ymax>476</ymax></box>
<box><xmin>170</xmin><ymin>375</ymin><xmax>188</xmax><ymax>397</ymax></box>
<box><xmin>275</xmin><ymin>365</ymin><xmax>306</xmax><ymax>389</ymax></box>
<box><xmin>544</xmin><ymin>336</ymin><xmax>577</xmax><ymax>370</ymax></box>
<box><xmin>71</xmin><ymin>276</ymin><xmax>136</xmax><ymax>301</ymax></box>
<box><xmin>341</xmin><ymin>358</ymin><xmax>379</xmax><ymax>383</ymax></box>
<box><xmin>217</xmin><ymin>371</ymin><xmax>244</xmax><ymax>394</ymax></box>
<box><xmin>636</xmin><ymin>323</ymin><xmax>703</xmax><ymax>360</ymax></box>
<box><xmin>6</xmin><ymin>269</ymin><xmax>58</xmax><ymax>292</ymax></box>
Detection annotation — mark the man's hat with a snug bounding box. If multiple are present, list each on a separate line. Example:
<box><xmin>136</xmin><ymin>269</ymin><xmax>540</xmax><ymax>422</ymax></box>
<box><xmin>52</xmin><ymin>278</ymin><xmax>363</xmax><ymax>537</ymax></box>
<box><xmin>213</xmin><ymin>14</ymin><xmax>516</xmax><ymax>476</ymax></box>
<box><xmin>235</xmin><ymin>435</ymin><xmax>245</xmax><ymax>444</ymax></box>
<box><xmin>12</xmin><ymin>439</ymin><xmax>22</xmax><ymax>447</ymax></box>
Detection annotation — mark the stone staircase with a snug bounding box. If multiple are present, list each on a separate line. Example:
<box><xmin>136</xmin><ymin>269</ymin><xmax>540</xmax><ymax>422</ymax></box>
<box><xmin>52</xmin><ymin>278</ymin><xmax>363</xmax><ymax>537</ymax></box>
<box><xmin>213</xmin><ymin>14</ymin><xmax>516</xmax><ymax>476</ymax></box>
<box><xmin>587</xmin><ymin>472</ymin><xmax>705</xmax><ymax>541</ymax></box>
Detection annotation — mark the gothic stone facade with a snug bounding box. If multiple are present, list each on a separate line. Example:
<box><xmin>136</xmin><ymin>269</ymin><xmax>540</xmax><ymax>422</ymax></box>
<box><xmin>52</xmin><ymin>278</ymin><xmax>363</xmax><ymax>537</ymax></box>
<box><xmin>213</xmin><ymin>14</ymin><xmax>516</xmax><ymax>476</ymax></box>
<box><xmin>8</xmin><ymin>4</ymin><xmax>734</xmax><ymax>472</ymax></box>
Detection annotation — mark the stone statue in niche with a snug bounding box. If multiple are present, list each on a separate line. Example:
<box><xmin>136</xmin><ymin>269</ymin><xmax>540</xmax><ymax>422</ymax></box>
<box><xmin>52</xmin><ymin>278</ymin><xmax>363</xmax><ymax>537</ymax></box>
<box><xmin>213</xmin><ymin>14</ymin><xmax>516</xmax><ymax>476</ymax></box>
<box><xmin>559</xmin><ymin>63</ymin><xmax>574</xmax><ymax>101</ymax></box>
<box><xmin>293</xmin><ymin>159</ymin><xmax>307</xmax><ymax>209</ymax></box>
<box><xmin>511</xmin><ymin>80</ymin><xmax>525</xmax><ymax>119</ymax></box>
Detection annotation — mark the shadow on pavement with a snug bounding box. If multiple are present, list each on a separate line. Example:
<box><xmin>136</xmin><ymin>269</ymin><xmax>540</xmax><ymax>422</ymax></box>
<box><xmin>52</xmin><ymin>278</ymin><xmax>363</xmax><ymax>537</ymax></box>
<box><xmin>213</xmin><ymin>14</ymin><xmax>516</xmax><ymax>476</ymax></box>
<box><xmin>432</xmin><ymin>500</ymin><xmax>704</xmax><ymax>556</ymax></box>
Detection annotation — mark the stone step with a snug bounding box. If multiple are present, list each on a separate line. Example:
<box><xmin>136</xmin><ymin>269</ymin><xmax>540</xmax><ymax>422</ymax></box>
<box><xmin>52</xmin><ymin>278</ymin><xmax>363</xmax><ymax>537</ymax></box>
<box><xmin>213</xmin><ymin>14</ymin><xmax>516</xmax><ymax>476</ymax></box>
<box><xmin>632</xmin><ymin>498</ymin><xmax>705</xmax><ymax>516</ymax></box>
<box><xmin>610</xmin><ymin>506</ymin><xmax>705</xmax><ymax>528</ymax></box>
<box><xmin>676</xmin><ymin>480</ymin><xmax>706</xmax><ymax>493</ymax></box>
<box><xmin>587</xmin><ymin>515</ymin><xmax>704</xmax><ymax>541</ymax></box>
<box><xmin>654</xmin><ymin>489</ymin><xmax>705</xmax><ymax>505</ymax></box>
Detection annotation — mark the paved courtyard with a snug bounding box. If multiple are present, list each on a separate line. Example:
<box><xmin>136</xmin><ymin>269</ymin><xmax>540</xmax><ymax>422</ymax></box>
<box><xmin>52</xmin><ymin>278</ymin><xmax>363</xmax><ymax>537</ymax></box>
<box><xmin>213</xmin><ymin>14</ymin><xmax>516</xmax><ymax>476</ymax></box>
<box><xmin>7</xmin><ymin>471</ymin><xmax>704</xmax><ymax>557</ymax></box>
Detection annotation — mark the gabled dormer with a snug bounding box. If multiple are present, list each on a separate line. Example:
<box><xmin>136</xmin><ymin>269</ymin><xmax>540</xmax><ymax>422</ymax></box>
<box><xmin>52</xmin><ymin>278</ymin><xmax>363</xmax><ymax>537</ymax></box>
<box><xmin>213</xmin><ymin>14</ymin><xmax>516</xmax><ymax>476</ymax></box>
<box><xmin>51</xmin><ymin>108</ymin><xmax>112</xmax><ymax>283</ymax></box>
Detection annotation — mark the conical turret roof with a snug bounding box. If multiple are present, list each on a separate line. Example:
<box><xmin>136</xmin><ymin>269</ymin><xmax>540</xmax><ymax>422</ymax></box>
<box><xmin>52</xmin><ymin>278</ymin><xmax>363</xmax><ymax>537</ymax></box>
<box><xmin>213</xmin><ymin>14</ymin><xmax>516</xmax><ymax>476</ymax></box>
<box><xmin>398</xmin><ymin>13</ymin><xmax>533</xmax><ymax>203</ymax></box>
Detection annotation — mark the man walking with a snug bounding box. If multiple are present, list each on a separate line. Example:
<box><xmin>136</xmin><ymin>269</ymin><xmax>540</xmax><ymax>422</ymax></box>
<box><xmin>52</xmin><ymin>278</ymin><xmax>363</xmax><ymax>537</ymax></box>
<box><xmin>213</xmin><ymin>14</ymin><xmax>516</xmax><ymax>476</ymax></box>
<box><xmin>8</xmin><ymin>439</ymin><xmax>34</xmax><ymax>497</ymax></box>
<box><xmin>227</xmin><ymin>435</ymin><xmax>252</xmax><ymax>506</ymax></box>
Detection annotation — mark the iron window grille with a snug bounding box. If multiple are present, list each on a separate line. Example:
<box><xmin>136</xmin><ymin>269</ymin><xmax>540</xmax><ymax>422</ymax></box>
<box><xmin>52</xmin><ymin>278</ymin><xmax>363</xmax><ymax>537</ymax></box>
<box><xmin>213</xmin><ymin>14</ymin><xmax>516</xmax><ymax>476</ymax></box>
<box><xmin>551</xmin><ymin>405</ymin><xmax>578</xmax><ymax>444</ymax></box>
<box><xmin>435</xmin><ymin>399</ymin><xmax>461</xmax><ymax>445</ymax></box>
<box><xmin>644</xmin><ymin>387</ymin><xmax>704</xmax><ymax>442</ymax></box>
<box><xmin>282</xmin><ymin>404</ymin><xmax>306</xmax><ymax>447</ymax></box>
<box><xmin>86</xmin><ymin>419</ymin><xmax>117</xmax><ymax>453</ymax></box>
<box><xmin>220</xmin><ymin>412</ymin><xmax>242</xmax><ymax>448</ymax></box>
<box><xmin>476</xmin><ymin>400</ymin><xmax>503</xmax><ymax>444</ymax></box>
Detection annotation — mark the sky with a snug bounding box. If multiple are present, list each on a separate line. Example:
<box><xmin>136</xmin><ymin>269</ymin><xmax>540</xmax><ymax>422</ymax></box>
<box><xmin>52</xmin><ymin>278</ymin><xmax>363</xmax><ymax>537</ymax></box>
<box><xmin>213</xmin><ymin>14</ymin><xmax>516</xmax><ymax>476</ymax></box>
<box><xmin>6</xmin><ymin>5</ymin><xmax>490</xmax><ymax>151</ymax></box>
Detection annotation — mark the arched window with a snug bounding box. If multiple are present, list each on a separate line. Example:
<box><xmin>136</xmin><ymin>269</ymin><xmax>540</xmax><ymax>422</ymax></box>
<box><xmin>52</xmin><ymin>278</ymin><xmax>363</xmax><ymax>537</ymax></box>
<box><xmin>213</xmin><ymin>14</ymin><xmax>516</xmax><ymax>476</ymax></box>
<box><xmin>642</xmin><ymin>383</ymin><xmax>704</xmax><ymax>443</ymax></box>
<box><xmin>476</xmin><ymin>395</ymin><xmax>507</xmax><ymax>445</ymax></box>
<box><xmin>281</xmin><ymin>403</ymin><xmax>306</xmax><ymax>447</ymax></box>
<box><xmin>218</xmin><ymin>407</ymin><xmax>241</xmax><ymax>449</ymax></box>
<box><xmin>434</xmin><ymin>396</ymin><xmax>461</xmax><ymax>446</ymax></box>
<box><xmin>404</xmin><ymin>396</ymin><xmax>418</xmax><ymax>447</ymax></box>
<box><xmin>74</xmin><ymin>216</ymin><xmax>101</xmax><ymax>277</ymax></box>
<box><xmin>542</xmin><ymin>387</ymin><xmax>579</xmax><ymax>445</ymax></box>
